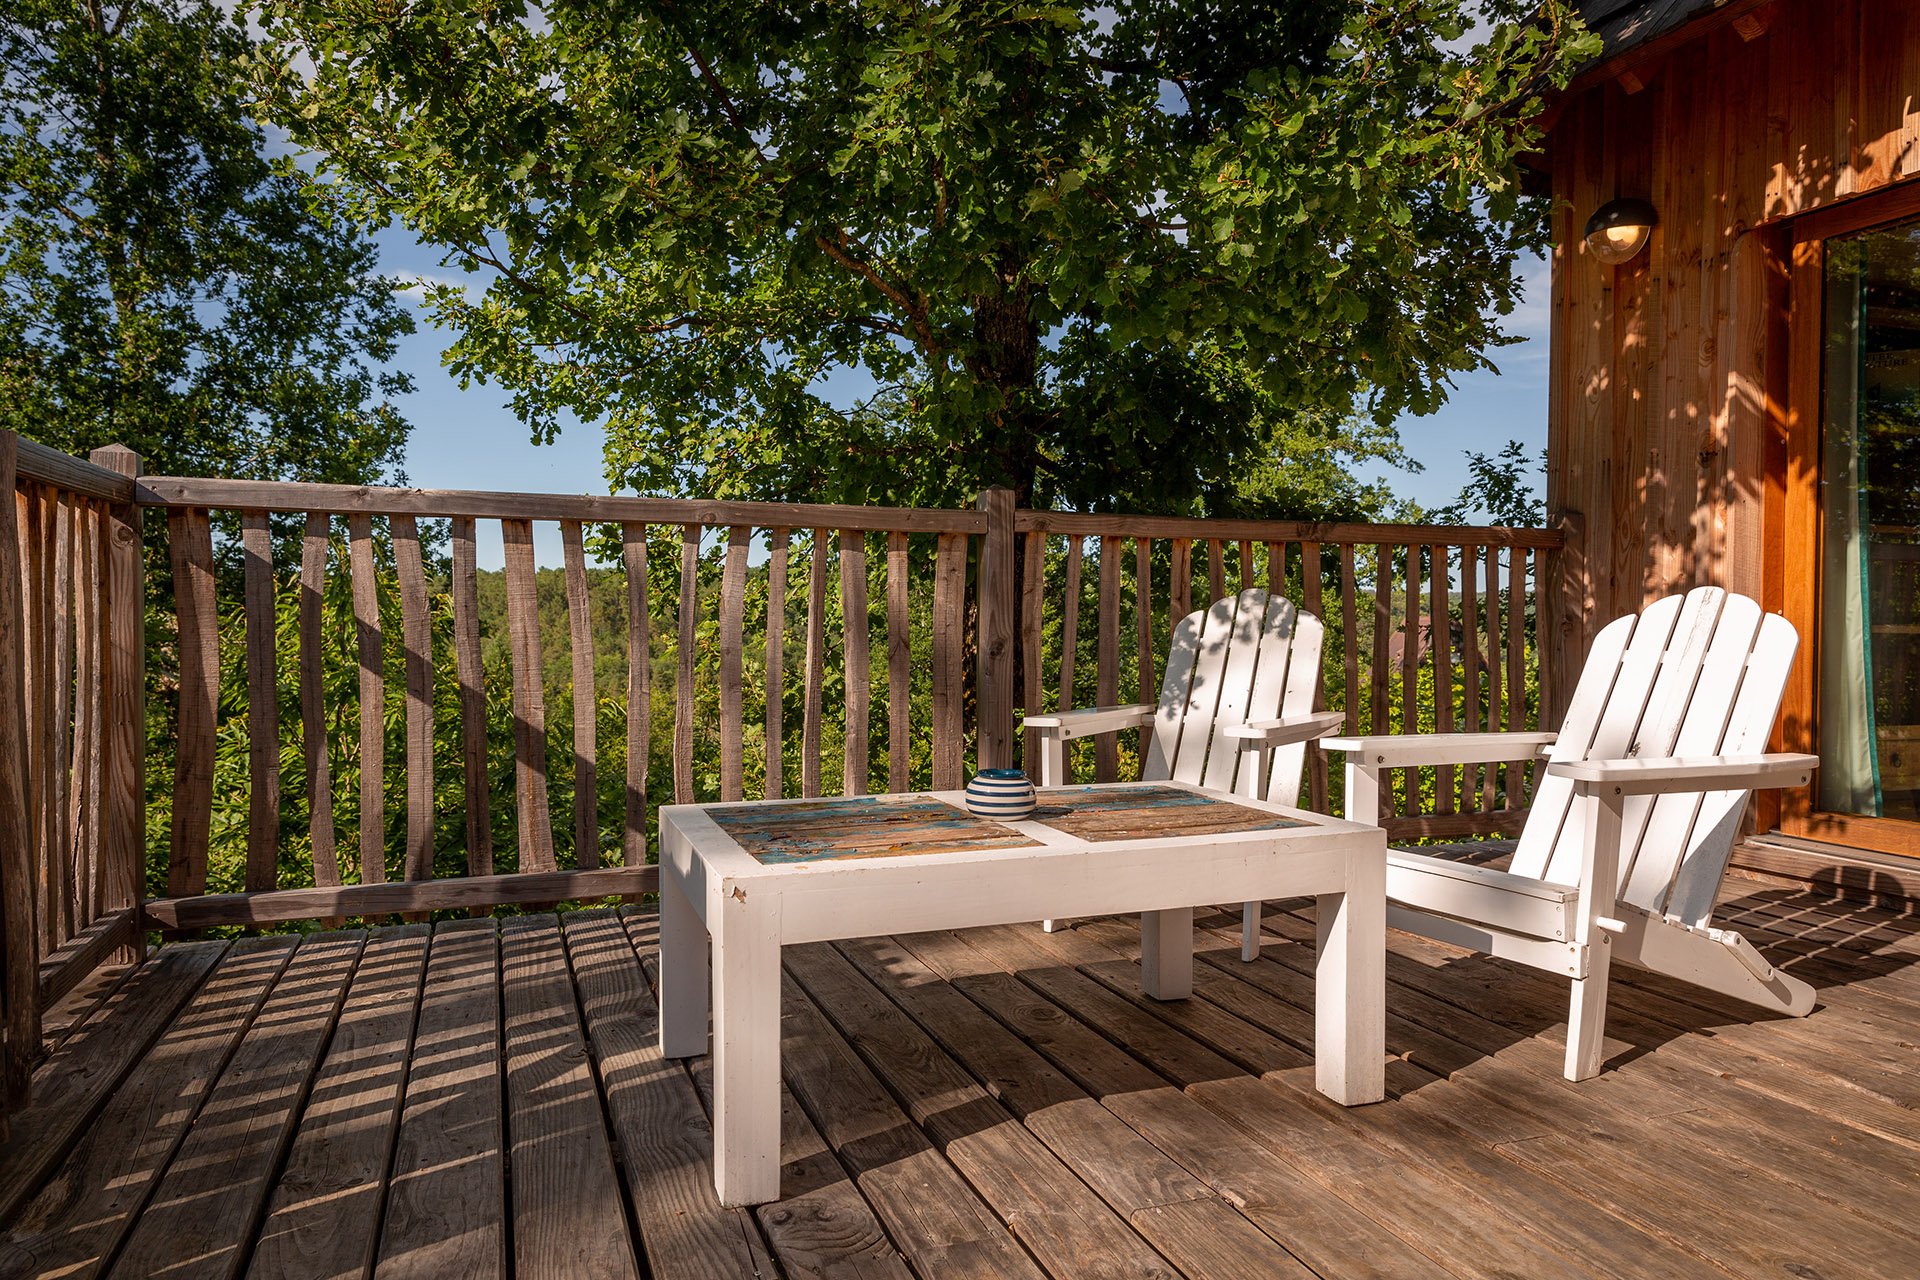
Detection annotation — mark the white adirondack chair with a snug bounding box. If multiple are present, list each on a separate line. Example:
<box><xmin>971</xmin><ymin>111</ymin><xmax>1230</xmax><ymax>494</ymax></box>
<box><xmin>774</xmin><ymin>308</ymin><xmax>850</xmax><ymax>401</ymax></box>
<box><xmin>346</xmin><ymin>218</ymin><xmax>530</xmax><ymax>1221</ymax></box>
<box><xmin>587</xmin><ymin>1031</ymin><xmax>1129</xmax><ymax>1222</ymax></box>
<box><xmin>1325</xmin><ymin>585</ymin><xmax>1818</xmax><ymax>1081</ymax></box>
<box><xmin>1025</xmin><ymin>587</ymin><xmax>1344</xmax><ymax>959</ymax></box>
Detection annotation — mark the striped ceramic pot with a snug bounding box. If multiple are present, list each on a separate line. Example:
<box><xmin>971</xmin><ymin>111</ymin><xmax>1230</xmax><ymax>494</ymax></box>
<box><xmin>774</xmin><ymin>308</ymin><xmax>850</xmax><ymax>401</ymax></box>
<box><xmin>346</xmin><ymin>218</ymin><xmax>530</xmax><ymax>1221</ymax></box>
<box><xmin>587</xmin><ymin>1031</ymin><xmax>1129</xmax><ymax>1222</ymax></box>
<box><xmin>964</xmin><ymin>768</ymin><xmax>1037</xmax><ymax>820</ymax></box>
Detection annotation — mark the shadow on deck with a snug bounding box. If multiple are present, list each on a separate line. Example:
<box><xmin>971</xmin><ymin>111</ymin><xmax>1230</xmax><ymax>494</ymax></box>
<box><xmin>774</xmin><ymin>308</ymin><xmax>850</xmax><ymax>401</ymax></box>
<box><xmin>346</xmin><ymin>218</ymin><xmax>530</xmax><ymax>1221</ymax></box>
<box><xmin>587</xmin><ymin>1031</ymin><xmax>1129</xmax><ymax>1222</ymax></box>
<box><xmin>1</xmin><ymin>878</ymin><xmax>1917</xmax><ymax>1280</ymax></box>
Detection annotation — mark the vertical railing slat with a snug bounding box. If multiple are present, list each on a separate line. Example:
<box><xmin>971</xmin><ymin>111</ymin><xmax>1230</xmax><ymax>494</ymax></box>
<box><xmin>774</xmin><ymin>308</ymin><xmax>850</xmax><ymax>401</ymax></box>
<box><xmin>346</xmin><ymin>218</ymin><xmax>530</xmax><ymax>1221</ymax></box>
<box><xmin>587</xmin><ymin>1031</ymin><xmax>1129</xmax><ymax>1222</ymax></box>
<box><xmin>393</xmin><ymin>514</ymin><xmax>434</xmax><ymax>887</ymax></box>
<box><xmin>1369</xmin><ymin>544</ymin><xmax>1392</xmax><ymax>813</ymax></box>
<box><xmin>717</xmin><ymin>525</ymin><xmax>747</xmax><ymax>802</ymax></box>
<box><xmin>764</xmin><ymin>530</ymin><xmax>786</xmax><ymax>800</ymax></box>
<box><xmin>930</xmin><ymin>532</ymin><xmax>966</xmax><ymax>791</ymax></box>
<box><xmin>450</xmin><ymin>517</ymin><xmax>492</xmax><ymax>890</ymax></box>
<box><xmin>302</xmin><ymin>514</ymin><xmax>341</xmax><ymax>889</ymax></box>
<box><xmin>622</xmin><ymin>522</ymin><xmax>650</xmax><ymax>864</ymax></box>
<box><xmin>1020</xmin><ymin>532</ymin><xmax>1044</xmax><ymax>775</ymax></box>
<box><xmin>1339</xmin><ymin>545</ymin><xmax>1359</xmax><ymax>737</ymax></box>
<box><xmin>24</xmin><ymin>489</ymin><xmax>49</xmax><ymax>949</ymax></box>
<box><xmin>49</xmin><ymin>496</ymin><xmax>72</xmax><ymax>940</ymax></box>
<box><xmin>241</xmin><ymin>511</ymin><xmax>280</xmax><ymax>892</ymax></box>
<box><xmin>1461</xmin><ymin>543</ymin><xmax>1483</xmax><ymax>810</ymax></box>
<box><xmin>1302</xmin><ymin>541</ymin><xmax>1328</xmax><ymax>812</ymax></box>
<box><xmin>675</xmin><ymin>524</ymin><xmax>699</xmax><ymax>806</ymax></box>
<box><xmin>347</xmin><ymin>514</ymin><xmax>386</xmax><ymax>886</ymax></box>
<box><xmin>1059</xmin><ymin>537</ymin><xmax>1083</xmax><ymax>726</ymax></box>
<box><xmin>169</xmin><ymin>508</ymin><xmax>218</xmax><ymax>901</ymax></box>
<box><xmin>1483</xmin><ymin>543</ymin><xmax>1503</xmax><ymax>813</ymax></box>
<box><xmin>1206</xmin><ymin>538</ymin><xmax>1225</xmax><ymax>604</ymax></box>
<box><xmin>802</xmin><ymin>530</ymin><xmax>827</xmax><ymax>798</ymax></box>
<box><xmin>1169</xmin><ymin>539</ymin><xmax>1192</xmax><ymax>623</ymax></box>
<box><xmin>890</xmin><ymin>531</ymin><xmax>913</xmax><ymax>792</ymax></box>
<box><xmin>841</xmin><ymin>530</ymin><xmax>871</xmax><ymax>796</ymax></box>
<box><xmin>1134</xmin><ymin>537</ymin><xmax>1154</xmax><ymax>744</ymax></box>
<box><xmin>1507</xmin><ymin>547</ymin><xmax>1527</xmax><ymax>808</ymax></box>
<box><xmin>1095</xmin><ymin>535</ymin><xmax>1119</xmax><ymax>782</ymax></box>
<box><xmin>1432</xmin><ymin>543</ymin><xmax>1455</xmax><ymax>814</ymax></box>
<box><xmin>0</xmin><ymin>433</ymin><xmax>41</xmax><ymax>1105</ymax></box>
<box><xmin>562</xmin><ymin>520</ymin><xmax>601</xmax><ymax>861</ymax></box>
<box><xmin>502</xmin><ymin>518</ymin><xmax>555</xmax><ymax>871</ymax></box>
<box><xmin>89</xmin><ymin>444</ymin><xmax>143</xmax><ymax>956</ymax></box>
<box><xmin>69</xmin><ymin>502</ymin><xmax>100</xmax><ymax>920</ymax></box>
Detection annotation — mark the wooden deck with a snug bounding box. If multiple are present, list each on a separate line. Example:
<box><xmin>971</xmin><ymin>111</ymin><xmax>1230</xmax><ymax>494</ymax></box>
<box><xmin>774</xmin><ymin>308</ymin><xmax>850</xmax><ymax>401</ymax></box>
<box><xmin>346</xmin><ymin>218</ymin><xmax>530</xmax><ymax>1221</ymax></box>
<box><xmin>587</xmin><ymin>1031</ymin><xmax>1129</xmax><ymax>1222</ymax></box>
<box><xmin>2</xmin><ymin>873</ymin><xmax>1918</xmax><ymax>1279</ymax></box>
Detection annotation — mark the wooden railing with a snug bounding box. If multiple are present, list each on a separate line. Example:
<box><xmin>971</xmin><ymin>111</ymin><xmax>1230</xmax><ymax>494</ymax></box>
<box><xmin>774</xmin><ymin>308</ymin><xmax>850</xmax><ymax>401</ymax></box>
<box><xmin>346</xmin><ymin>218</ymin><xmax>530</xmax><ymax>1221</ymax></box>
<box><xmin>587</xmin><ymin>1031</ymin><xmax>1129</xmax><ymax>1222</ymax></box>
<box><xmin>130</xmin><ymin>475</ymin><xmax>993</xmax><ymax>930</ymax></box>
<box><xmin>1013</xmin><ymin>513</ymin><xmax>1562</xmax><ymax>839</ymax></box>
<box><xmin>0</xmin><ymin>432</ymin><xmax>145</xmax><ymax>1123</ymax></box>
<box><xmin>0</xmin><ymin>433</ymin><xmax>1566</xmax><ymax>1123</ymax></box>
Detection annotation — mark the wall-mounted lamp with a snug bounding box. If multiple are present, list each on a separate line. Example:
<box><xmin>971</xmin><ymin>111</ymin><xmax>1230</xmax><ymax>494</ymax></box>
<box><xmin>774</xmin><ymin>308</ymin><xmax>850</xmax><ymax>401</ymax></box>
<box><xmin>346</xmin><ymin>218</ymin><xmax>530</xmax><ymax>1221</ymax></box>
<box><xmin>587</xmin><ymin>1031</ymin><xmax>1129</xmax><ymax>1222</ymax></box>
<box><xmin>1584</xmin><ymin>197</ymin><xmax>1658</xmax><ymax>265</ymax></box>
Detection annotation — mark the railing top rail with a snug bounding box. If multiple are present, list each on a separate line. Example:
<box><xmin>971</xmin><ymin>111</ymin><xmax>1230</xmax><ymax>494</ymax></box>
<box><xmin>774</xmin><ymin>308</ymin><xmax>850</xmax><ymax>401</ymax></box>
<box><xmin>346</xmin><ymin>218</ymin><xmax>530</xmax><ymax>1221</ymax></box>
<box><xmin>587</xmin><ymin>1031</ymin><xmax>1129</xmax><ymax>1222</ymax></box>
<box><xmin>134</xmin><ymin>476</ymin><xmax>990</xmax><ymax>534</ymax></box>
<box><xmin>1015</xmin><ymin>509</ymin><xmax>1565</xmax><ymax>548</ymax></box>
<box><xmin>7</xmin><ymin>432</ymin><xmax>137</xmax><ymax>505</ymax></box>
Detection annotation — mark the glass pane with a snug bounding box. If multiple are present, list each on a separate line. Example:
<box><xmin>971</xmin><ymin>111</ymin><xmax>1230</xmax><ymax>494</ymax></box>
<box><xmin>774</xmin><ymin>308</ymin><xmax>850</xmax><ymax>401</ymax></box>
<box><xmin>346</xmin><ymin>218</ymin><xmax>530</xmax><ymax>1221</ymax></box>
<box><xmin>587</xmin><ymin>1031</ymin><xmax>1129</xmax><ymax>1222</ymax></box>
<box><xmin>1819</xmin><ymin>216</ymin><xmax>1920</xmax><ymax>821</ymax></box>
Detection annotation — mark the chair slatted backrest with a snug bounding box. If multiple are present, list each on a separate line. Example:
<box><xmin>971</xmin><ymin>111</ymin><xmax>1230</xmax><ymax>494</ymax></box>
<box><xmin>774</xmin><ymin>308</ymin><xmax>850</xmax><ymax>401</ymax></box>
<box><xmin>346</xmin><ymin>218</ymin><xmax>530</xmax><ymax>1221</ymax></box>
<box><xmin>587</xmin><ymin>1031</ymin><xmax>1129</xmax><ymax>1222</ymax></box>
<box><xmin>1142</xmin><ymin>588</ymin><xmax>1324</xmax><ymax>803</ymax></box>
<box><xmin>1509</xmin><ymin>586</ymin><xmax>1798</xmax><ymax>926</ymax></box>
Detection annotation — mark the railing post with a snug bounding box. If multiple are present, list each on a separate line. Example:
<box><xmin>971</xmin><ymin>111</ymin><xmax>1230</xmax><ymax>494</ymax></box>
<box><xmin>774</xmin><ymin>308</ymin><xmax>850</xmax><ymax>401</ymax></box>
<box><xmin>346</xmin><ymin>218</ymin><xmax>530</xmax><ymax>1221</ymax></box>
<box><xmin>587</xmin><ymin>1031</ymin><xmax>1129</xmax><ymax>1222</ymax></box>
<box><xmin>0</xmin><ymin>430</ymin><xmax>38</xmax><ymax>1117</ymax></box>
<box><xmin>90</xmin><ymin>445</ymin><xmax>145</xmax><ymax>961</ymax></box>
<box><xmin>975</xmin><ymin>487</ymin><xmax>1017</xmax><ymax>771</ymax></box>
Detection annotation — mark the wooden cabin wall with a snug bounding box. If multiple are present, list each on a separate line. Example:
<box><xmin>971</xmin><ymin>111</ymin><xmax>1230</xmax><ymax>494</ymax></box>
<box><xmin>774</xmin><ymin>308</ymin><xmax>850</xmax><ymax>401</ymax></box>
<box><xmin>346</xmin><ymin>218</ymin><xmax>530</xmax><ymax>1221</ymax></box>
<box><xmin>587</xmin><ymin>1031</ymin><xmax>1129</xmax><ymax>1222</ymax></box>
<box><xmin>1545</xmin><ymin>0</ymin><xmax>1920</xmax><ymax>663</ymax></box>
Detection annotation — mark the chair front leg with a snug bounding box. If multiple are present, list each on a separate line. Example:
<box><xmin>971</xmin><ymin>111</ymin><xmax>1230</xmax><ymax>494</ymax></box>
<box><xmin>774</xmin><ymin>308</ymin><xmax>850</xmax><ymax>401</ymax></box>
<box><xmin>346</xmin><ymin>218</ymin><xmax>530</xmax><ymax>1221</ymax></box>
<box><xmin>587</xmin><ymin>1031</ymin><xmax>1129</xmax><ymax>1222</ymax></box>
<box><xmin>1566</xmin><ymin>783</ymin><xmax>1626</xmax><ymax>1081</ymax></box>
<box><xmin>1241</xmin><ymin>742</ymin><xmax>1272</xmax><ymax>960</ymax></box>
<box><xmin>1039</xmin><ymin>731</ymin><xmax>1067</xmax><ymax>931</ymax></box>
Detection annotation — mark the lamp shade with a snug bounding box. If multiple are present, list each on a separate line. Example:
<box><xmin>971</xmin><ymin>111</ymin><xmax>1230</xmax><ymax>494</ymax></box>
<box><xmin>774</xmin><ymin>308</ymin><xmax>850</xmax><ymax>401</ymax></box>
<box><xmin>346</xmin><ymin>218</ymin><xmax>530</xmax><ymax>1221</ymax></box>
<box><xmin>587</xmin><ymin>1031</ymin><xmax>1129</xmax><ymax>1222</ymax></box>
<box><xmin>1583</xmin><ymin>197</ymin><xmax>1658</xmax><ymax>265</ymax></box>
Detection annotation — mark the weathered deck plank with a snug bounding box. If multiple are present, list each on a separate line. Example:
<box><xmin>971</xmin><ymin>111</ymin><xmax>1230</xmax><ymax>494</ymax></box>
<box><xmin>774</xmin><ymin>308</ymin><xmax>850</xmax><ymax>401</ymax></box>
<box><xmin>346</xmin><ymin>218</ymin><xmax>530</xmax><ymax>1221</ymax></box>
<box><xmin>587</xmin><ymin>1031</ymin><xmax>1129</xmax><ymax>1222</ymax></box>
<box><xmin>108</xmin><ymin>932</ymin><xmax>363</xmax><ymax>1280</ymax></box>
<box><xmin>249</xmin><ymin>925</ymin><xmax>427</xmax><ymax>1280</ymax></box>
<box><xmin>376</xmin><ymin>919</ymin><xmax>506</xmax><ymax>1280</ymax></box>
<box><xmin>0</xmin><ymin>876</ymin><xmax>1914</xmax><ymax>1280</ymax></box>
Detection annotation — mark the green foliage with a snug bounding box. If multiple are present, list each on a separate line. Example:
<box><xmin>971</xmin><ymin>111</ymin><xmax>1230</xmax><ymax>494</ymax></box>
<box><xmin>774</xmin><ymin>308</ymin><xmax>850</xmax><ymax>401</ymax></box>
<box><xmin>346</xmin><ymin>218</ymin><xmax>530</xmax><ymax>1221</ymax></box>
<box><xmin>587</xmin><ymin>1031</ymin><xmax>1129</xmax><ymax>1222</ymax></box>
<box><xmin>0</xmin><ymin>0</ymin><xmax>414</xmax><ymax>482</ymax></box>
<box><xmin>256</xmin><ymin>0</ymin><xmax>1596</xmax><ymax>511</ymax></box>
<box><xmin>1430</xmin><ymin>438</ymin><xmax>1546</xmax><ymax>527</ymax></box>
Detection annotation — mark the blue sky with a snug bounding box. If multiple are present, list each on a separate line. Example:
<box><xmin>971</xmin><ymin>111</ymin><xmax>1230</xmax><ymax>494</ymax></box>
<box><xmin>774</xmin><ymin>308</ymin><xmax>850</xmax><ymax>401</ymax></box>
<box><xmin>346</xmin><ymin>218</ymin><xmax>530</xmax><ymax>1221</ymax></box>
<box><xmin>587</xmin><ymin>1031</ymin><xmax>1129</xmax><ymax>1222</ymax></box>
<box><xmin>378</xmin><ymin>224</ymin><xmax>1550</xmax><ymax>564</ymax></box>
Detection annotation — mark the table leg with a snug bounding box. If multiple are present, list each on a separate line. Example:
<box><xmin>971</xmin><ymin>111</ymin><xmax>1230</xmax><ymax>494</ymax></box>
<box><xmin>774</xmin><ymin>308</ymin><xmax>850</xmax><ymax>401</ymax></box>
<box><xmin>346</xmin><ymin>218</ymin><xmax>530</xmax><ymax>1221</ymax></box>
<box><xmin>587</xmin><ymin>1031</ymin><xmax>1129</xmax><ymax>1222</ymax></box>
<box><xmin>1314</xmin><ymin>849</ymin><xmax>1385</xmax><ymax>1104</ymax></box>
<box><xmin>659</xmin><ymin>869</ymin><xmax>710</xmax><ymax>1059</ymax></box>
<box><xmin>1139</xmin><ymin>907</ymin><xmax>1193</xmax><ymax>1000</ymax></box>
<box><xmin>711</xmin><ymin>887</ymin><xmax>782</xmax><ymax>1207</ymax></box>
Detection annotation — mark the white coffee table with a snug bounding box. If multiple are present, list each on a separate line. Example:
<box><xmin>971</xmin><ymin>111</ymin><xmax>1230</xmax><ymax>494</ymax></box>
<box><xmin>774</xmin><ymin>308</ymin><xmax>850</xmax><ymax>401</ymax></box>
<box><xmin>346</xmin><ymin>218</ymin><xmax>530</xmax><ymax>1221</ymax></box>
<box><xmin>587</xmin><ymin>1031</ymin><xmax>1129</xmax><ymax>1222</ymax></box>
<box><xmin>658</xmin><ymin>781</ymin><xmax>1386</xmax><ymax>1206</ymax></box>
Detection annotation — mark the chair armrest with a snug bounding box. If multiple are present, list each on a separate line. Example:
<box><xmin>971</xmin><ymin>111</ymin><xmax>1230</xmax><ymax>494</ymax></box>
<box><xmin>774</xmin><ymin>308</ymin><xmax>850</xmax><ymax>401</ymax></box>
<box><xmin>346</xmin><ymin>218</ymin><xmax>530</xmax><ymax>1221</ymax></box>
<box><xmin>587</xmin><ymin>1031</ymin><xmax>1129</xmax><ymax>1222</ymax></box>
<box><xmin>1549</xmin><ymin>753</ymin><xmax>1817</xmax><ymax>796</ymax></box>
<box><xmin>1224</xmin><ymin>711</ymin><xmax>1347</xmax><ymax>749</ymax></box>
<box><xmin>1321</xmin><ymin>731</ymin><xmax>1558</xmax><ymax>768</ymax></box>
<box><xmin>1021</xmin><ymin>704</ymin><xmax>1156</xmax><ymax>740</ymax></box>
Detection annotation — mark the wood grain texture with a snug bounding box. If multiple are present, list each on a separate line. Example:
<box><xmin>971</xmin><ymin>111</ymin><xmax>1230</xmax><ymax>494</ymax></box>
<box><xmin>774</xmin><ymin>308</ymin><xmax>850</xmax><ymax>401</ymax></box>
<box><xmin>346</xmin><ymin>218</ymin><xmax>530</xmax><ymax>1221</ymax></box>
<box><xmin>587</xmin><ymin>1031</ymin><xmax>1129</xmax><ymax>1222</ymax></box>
<box><xmin>302</xmin><ymin>513</ymin><xmax>341</xmax><ymax>890</ymax></box>
<box><xmin>503</xmin><ymin>519</ymin><xmax>555</xmax><ymax>872</ymax></box>
<box><xmin>1169</xmin><ymin>539</ymin><xmax>1191</xmax><ymax>625</ymax></box>
<box><xmin>240</xmin><ymin>512</ymin><xmax>280</xmax><ymax>893</ymax></box>
<box><xmin>376</xmin><ymin>921</ymin><xmax>506</xmax><ymax>1280</ymax></box>
<box><xmin>1095</xmin><ymin>537</ymin><xmax>1120</xmax><ymax>782</ymax></box>
<box><xmin>392</xmin><ymin>515</ymin><xmax>434</xmax><ymax>886</ymax></box>
<box><xmin>840</xmin><ymin>530</ymin><xmax>871</xmax><ymax>796</ymax></box>
<box><xmin>0</xmin><ymin>938</ymin><xmax>294</xmax><ymax>1280</ymax></box>
<box><xmin>562</xmin><ymin>521</ymin><xmax>600</xmax><ymax>858</ymax></box>
<box><xmin>168</xmin><ymin>508</ymin><xmax>219</xmax><ymax>900</ymax></box>
<box><xmin>622</xmin><ymin>523</ymin><xmax>650</xmax><ymax>863</ymax></box>
<box><xmin>675</xmin><ymin>524</ymin><xmax>699</xmax><ymax>806</ymax></box>
<box><xmin>500</xmin><ymin>916</ymin><xmax>642</xmax><ymax>1279</ymax></box>
<box><xmin>90</xmin><ymin>446</ymin><xmax>144</xmax><ymax>960</ymax></box>
<box><xmin>1057</xmin><ymin>536</ymin><xmax>1082</xmax><ymax>725</ymax></box>
<box><xmin>931</xmin><ymin>532</ymin><xmax>967</xmax><ymax>791</ymax></box>
<box><xmin>1020</xmin><ymin>531</ymin><xmax>1045</xmax><ymax>775</ymax></box>
<box><xmin>802</xmin><ymin>530</ymin><xmax>828</xmax><ymax>798</ymax></box>
<box><xmin>106</xmin><ymin>933</ymin><xmax>363</xmax><ymax>1280</ymax></box>
<box><xmin>3</xmin><ymin>454</ymin><xmax>42</xmax><ymax>1090</ymax></box>
<box><xmin>348</xmin><ymin>514</ymin><xmax>386</xmax><ymax>886</ymax></box>
<box><xmin>249</xmin><ymin>927</ymin><xmax>425</xmax><ymax>1280</ymax></box>
<box><xmin>717</xmin><ymin>526</ymin><xmax>746</xmax><ymax>802</ymax></box>
<box><xmin>888</xmin><ymin>531</ymin><xmax>911</xmax><ymax>793</ymax></box>
<box><xmin>569</xmin><ymin>911</ymin><xmax>776</xmax><ymax>1280</ymax></box>
<box><xmin>452</xmin><ymin>518</ymin><xmax>493</xmax><ymax>885</ymax></box>
<box><xmin>975</xmin><ymin>489</ymin><xmax>1016</xmax><ymax>771</ymax></box>
<box><xmin>141</xmin><ymin>866</ymin><xmax>659</xmax><ymax>931</ymax></box>
<box><xmin>764</xmin><ymin>529</ymin><xmax>787</xmax><ymax>801</ymax></box>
